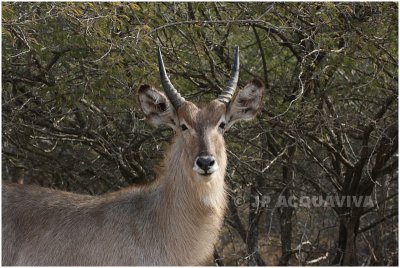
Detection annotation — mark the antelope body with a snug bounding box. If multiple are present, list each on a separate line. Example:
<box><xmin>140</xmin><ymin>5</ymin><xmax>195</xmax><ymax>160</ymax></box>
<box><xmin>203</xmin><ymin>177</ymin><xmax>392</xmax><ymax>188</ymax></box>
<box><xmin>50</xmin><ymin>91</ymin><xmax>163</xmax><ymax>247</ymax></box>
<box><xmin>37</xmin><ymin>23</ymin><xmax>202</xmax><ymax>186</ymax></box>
<box><xmin>2</xmin><ymin>47</ymin><xmax>264</xmax><ymax>266</ymax></box>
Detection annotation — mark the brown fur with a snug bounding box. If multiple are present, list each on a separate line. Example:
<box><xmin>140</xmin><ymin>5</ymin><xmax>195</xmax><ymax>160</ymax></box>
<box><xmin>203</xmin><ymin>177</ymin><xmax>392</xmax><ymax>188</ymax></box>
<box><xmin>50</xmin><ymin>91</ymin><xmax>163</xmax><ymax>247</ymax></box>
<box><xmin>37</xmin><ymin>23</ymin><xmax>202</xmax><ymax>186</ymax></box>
<box><xmin>2</xmin><ymin>80</ymin><xmax>264</xmax><ymax>266</ymax></box>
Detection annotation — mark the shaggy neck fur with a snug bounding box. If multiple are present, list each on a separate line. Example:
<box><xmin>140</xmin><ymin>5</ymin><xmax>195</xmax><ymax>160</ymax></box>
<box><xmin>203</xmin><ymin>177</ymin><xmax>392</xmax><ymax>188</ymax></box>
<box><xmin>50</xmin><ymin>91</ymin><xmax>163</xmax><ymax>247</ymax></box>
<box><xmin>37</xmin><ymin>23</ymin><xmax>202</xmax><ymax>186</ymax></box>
<box><xmin>2</xmin><ymin>135</ymin><xmax>228</xmax><ymax>266</ymax></box>
<box><xmin>153</xmin><ymin>136</ymin><xmax>227</xmax><ymax>265</ymax></box>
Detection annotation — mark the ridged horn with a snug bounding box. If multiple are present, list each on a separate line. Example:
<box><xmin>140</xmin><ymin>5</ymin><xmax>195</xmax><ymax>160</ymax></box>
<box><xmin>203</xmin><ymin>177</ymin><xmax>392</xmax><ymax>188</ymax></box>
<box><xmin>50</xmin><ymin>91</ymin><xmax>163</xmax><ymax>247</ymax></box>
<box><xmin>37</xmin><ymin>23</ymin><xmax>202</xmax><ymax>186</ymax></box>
<box><xmin>218</xmin><ymin>46</ymin><xmax>240</xmax><ymax>104</ymax></box>
<box><xmin>158</xmin><ymin>48</ymin><xmax>185</xmax><ymax>109</ymax></box>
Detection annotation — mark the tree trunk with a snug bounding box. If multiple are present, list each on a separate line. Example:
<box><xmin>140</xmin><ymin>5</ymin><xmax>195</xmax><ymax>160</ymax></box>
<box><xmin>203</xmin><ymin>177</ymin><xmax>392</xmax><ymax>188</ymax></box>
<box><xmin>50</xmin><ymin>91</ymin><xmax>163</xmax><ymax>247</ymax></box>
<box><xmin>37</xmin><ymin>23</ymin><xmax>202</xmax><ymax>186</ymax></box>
<box><xmin>334</xmin><ymin>211</ymin><xmax>361</xmax><ymax>265</ymax></box>
<box><xmin>278</xmin><ymin>165</ymin><xmax>294</xmax><ymax>266</ymax></box>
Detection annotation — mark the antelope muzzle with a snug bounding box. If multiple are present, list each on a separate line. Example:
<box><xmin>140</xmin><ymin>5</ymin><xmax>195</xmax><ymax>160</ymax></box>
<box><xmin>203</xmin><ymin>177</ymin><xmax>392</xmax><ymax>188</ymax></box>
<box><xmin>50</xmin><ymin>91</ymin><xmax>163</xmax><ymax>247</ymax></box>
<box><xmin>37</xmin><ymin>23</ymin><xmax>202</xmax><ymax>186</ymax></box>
<box><xmin>193</xmin><ymin>153</ymin><xmax>218</xmax><ymax>177</ymax></box>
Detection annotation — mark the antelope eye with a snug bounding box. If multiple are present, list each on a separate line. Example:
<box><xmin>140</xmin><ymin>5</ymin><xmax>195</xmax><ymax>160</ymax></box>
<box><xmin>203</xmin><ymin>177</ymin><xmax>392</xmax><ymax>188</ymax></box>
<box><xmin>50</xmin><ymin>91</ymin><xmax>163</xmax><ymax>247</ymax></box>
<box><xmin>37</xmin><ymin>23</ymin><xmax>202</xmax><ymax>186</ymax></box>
<box><xmin>181</xmin><ymin>124</ymin><xmax>188</xmax><ymax>131</ymax></box>
<box><xmin>219</xmin><ymin>122</ymin><xmax>226</xmax><ymax>129</ymax></box>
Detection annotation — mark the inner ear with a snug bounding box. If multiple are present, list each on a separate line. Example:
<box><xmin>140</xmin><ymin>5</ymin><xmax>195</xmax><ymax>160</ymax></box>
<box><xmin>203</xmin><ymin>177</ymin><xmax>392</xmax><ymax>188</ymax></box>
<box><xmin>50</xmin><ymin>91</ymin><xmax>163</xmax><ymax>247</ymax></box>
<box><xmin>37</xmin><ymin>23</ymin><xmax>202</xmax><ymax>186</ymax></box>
<box><xmin>226</xmin><ymin>79</ymin><xmax>264</xmax><ymax>127</ymax></box>
<box><xmin>139</xmin><ymin>85</ymin><xmax>169</xmax><ymax>114</ymax></box>
<box><xmin>155</xmin><ymin>101</ymin><xmax>167</xmax><ymax>112</ymax></box>
<box><xmin>138</xmin><ymin>85</ymin><xmax>177</xmax><ymax>129</ymax></box>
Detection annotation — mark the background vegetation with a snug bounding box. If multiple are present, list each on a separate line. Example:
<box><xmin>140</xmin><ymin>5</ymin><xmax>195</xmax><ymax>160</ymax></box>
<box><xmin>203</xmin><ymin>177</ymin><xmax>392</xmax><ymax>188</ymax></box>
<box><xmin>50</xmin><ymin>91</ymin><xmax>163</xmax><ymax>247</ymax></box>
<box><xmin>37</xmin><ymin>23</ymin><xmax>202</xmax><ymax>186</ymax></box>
<box><xmin>2</xmin><ymin>2</ymin><xmax>398</xmax><ymax>266</ymax></box>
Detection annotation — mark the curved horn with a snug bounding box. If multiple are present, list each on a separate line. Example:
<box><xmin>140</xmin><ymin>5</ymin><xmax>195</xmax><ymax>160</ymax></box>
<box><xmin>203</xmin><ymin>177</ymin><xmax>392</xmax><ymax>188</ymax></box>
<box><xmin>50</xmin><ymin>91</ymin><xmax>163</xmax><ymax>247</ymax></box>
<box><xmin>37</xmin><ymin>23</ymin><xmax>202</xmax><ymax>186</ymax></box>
<box><xmin>218</xmin><ymin>46</ymin><xmax>240</xmax><ymax>104</ymax></box>
<box><xmin>158</xmin><ymin>48</ymin><xmax>185</xmax><ymax>109</ymax></box>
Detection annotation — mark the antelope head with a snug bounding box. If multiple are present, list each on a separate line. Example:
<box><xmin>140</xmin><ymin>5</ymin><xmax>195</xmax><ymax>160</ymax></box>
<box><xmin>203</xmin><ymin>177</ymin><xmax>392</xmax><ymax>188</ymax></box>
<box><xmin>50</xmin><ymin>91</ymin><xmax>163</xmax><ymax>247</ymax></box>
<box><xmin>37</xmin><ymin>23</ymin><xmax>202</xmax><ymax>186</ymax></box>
<box><xmin>138</xmin><ymin>47</ymin><xmax>264</xmax><ymax>182</ymax></box>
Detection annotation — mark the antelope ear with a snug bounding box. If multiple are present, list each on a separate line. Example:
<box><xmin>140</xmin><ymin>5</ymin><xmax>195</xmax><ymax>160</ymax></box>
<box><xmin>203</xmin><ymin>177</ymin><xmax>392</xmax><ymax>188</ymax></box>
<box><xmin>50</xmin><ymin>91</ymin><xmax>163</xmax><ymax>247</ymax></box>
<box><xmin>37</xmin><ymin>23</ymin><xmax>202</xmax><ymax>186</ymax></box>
<box><xmin>226</xmin><ymin>79</ymin><xmax>264</xmax><ymax>129</ymax></box>
<box><xmin>138</xmin><ymin>85</ymin><xmax>177</xmax><ymax>129</ymax></box>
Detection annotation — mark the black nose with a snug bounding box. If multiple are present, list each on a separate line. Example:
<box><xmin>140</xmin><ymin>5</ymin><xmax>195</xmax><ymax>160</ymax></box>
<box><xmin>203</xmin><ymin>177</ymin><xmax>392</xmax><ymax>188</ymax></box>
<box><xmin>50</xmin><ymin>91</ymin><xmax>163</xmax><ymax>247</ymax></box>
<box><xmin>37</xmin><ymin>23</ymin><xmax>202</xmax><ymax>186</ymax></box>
<box><xmin>196</xmin><ymin>156</ymin><xmax>215</xmax><ymax>171</ymax></box>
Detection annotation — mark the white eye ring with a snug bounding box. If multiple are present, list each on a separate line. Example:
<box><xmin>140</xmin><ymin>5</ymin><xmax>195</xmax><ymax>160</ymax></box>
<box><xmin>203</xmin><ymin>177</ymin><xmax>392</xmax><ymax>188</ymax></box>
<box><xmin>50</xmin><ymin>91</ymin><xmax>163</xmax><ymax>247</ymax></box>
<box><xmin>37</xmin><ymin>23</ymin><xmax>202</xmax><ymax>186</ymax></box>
<box><xmin>179</xmin><ymin>119</ymin><xmax>192</xmax><ymax>132</ymax></box>
<box><xmin>216</xmin><ymin>116</ymin><xmax>226</xmax><ymax>132</ymax></box>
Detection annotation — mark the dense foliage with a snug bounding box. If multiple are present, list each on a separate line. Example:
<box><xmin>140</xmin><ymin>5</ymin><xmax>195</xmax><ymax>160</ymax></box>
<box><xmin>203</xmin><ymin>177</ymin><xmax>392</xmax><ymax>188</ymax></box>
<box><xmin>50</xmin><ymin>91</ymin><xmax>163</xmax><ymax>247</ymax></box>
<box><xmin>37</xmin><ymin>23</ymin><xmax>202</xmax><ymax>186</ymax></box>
<box><xmin>2</xmin><ymin>2</ymin><xmax>398</xmax><ymax>265</ymax></box>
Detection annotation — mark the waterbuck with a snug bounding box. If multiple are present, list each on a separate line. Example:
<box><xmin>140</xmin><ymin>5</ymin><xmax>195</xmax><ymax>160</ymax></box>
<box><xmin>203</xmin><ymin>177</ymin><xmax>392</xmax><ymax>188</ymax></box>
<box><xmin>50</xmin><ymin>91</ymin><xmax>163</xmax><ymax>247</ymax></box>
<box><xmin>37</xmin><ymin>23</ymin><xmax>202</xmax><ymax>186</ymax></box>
<box><xmin>2</xmin><ymin>47</ymin><xmax>264</xmax><ymax>265</ymax></box>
